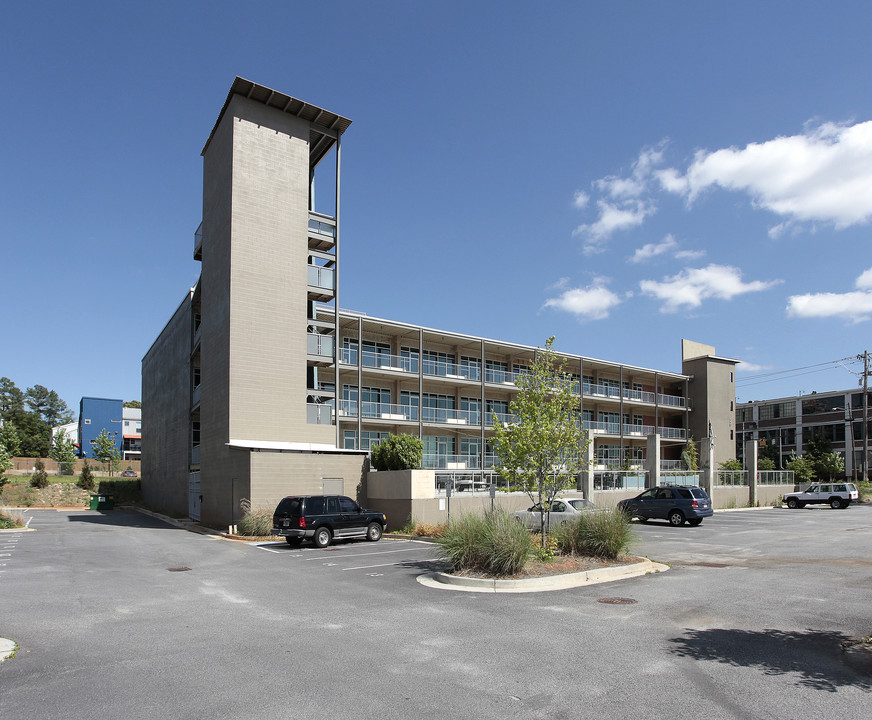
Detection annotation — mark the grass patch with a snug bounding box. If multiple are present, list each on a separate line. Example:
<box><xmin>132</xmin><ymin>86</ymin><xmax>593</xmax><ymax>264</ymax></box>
<box><xmin>0</xmin><ymin>507</ymin><xmax>26</xmax><ymax>529</ymax></box>
<box><xmin>553</xmin><ymin>509</ymin><xmax>635</xmax><ymax>560</ymax></box>
<box><xmin>236</xmin><ymin>500</ymin><xmax>274</xmax><ymax>537</ymax></box>
<box><xmin>435</xmin><ymin>509</ymin><xmax>533</xmax><ymax>576</ymax></box>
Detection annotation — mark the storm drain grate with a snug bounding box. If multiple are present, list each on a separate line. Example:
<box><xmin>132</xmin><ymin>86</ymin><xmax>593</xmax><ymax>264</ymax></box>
<box><xmin>598</xmin><ymin>597</ymin><xmax>637</xmax><ymax>605</ymax></box>
<box><xmin>167</xmin><ymin>567</ymin><xmax>192</xmax><ymax>572</ymax></box>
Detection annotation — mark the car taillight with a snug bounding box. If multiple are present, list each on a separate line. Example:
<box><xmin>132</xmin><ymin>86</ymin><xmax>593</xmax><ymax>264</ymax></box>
<box><xmin>298</xmin><ymin>517</ymin><xmax>306</xmax><ymax>528</ymax></box>
<box><xmin>691</xmin><ymin>500</ymin><xmax>699</xmax><ymax>508</ymax></box>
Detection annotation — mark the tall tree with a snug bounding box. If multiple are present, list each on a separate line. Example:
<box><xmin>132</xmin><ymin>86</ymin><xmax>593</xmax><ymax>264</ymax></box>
<box><xmin>0</xmin><ymin>422</ymin><xmax>22</xmax><ymax>457</ymax></box>
<box><xmin>25</xmin><ymin>385</ymin><xmax>73</xmax><ymax>427</ymax></box>
<box><xmin>491</xmin><ymin>337</ymin><xmax>589</xmax><ymax>543</ymax></box>
<box><xmin>91</xmin><ymin>428</ymin><xmax>121</xmax><ymax>475</ymax></box>
<box><xmin>49</xmin><ymin>431</ymin><xmax>77</xmax><ymax>475</ymax></box>
<box><xmin>0</xmin><ymin>377</ymin><xmax>25</xmax><ymax>423</ymax></box>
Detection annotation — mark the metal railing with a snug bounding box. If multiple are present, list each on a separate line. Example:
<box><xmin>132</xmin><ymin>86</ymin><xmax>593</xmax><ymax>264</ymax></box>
<box><xmin>660</xmin><ymin>471</ymin><xmax>701</xmax><ymax>486</ymax></box>
<box><xmin>757</xmin><ymin>470</ymin><xmax>795</xmax><ymax>485</ymax></box>
<box><xmin>306</xmin><ymin>403</ymin><xmax>334</xmax><ymax>425</ymax></box>
<box><xmin>308</xmin><ymin>212</ymin><xmax>336</xmax><ymax>239</ymax></box>
<box><xmin>594</xmin><ymin>470</ymin><xmax>647</xmax><ymax>491</ymax></box>
<box><xmin>307</xmin><ymin>265</ymin><xmax>335</xmax><ymax>290</ymax></box>
<box><xmin>716</xmin><ymin>470</ymin><xmax>748</xmax><ymax>486</ymax></box>
<box><xmin>307</xmin><ymin>333</ymin><xmax>334</xmax><ymax>357</ymax></box>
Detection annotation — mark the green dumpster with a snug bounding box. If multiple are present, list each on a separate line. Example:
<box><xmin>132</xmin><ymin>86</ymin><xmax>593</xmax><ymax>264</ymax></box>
<box><xmin>89</xmin><ymin>495</ymin><xmax>114</xmax><ymax>511</ymax></box>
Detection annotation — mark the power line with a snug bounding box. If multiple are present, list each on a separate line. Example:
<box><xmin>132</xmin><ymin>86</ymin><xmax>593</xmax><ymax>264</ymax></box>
<box><xmin>737</xmin><ymin>356</ymin><xmax>859</xmax><ymax>385</ymax></box>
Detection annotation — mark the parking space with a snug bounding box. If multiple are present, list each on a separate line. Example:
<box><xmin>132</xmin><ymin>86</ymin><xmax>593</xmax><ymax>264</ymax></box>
<box><xmin>252</xmin><ymin>536</ymin><xmax>442</xmax><ymax>578</ymax></box>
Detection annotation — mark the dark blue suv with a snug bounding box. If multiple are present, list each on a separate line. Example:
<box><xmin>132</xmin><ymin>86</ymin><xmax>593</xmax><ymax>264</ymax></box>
<box><xmin>617</xmin><ymin>485</ymin><xmax>713</xmax><ymax>526</ymax></box>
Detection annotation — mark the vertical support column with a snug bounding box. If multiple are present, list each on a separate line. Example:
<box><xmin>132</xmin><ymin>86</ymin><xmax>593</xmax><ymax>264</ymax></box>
<box><xmin>580</xmin><ymin>439</ymin><xmax>595</xmax><ymax>499</ymax></box>
<box><xmin>480</xmin><ymin>338</ymin><xmax>486</xmax><ymax>473</ymax></box>
<box><xmin>646</xmin><ymin>433</ymin><xmax>660</xmax><ymax>489</ymax></box>
<box><xmin>745</xmin><ymin>437</ymin><xmax>759</xmax><ymax>507</ymax></box>
<box><xmin>700</xmin><ymin>437</ymin><xmax>714</xmax><ymax>495</ymax></box>
<box><xmin>356</xmin><ymin>315</ymin><xmax>362</xmax><ymax>446</ymax></box>
<box><xmin>333</xmin><ymin>134</ymin><xmax>342</xmax><ymax>450</ymax></box>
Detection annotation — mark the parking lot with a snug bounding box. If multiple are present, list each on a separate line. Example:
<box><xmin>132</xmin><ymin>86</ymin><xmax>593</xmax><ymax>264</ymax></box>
<box><xmin>1</xmin><ymin>506</ymin><xmax>870</xmax><ymax>719</ymax></box>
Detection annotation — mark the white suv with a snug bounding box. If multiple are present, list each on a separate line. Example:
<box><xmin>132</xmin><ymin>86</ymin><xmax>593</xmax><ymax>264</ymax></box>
<box><xmin>783</xmin><ymin>483</ymin><xmax>859</xmax><ymax>510</ymax></box>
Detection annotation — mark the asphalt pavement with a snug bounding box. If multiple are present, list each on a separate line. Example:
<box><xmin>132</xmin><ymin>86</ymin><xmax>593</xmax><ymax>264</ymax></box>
<box><xmin>1</xmin><ymin>506</ymin><xmax>870</xmax><ymax>719</ymax></box>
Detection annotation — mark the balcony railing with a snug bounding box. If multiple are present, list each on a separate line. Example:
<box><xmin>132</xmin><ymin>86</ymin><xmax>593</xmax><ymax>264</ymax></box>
<box><xmin>307</xmin><ymin>403</ymin><xmax>334</xmax><ymax>425</ymax></box>
<box><xmin>192</xmin><ymin>385</ymin><xmax>201</xmax><ymax>407</ymax></box>
<box><xmin>757</xmin><ymin>470</ymin><xmax>795</xmax><ymax>485</ymax></box>
<box><xmin>339</xmin><ymin>348</ymin><xmax>418</xmax><ymax>372</ymax></box>
<box><xmin>193</xmin><ymin>222</ymin><xmax>203</xmax><ymax>258</ymax></box>
<box><xmin>308</xmin><ymin>212</ymin><xmax>336</xmax><ymax>239</ymax></box>
<box><xmin>307</xmin><ymin>333</ymin><xmax>334</xmax><ymax>357</ymax></box>
<box><xmin>716</xmin><ymin>470</ymin><xmax>748</xmax><ymax>486</ymax></box>
<box><xmin>339</xmin><ymin>400</ymin><xmax>418</xmax><ymax>422</ymax></box>
<box><xmin>421</xmin><ymin>407</ymin><xmax>480</xmax><ymax>425</ymax></box>
<box><xmin>307</xmin><ymin>265</ymin><xmax>335</xmax><ymax>290</ymax></box>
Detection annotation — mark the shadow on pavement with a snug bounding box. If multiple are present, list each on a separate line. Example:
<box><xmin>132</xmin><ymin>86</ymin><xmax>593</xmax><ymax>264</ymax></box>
<box><xmin>668</xmin><ymin>627</ymin><xmax>871</xmax><ymax>692</ymax></box>
<box><xmin>65</xmin><ymin>508</ymin><xmax>189</xmax><ymax>531</ymax></box>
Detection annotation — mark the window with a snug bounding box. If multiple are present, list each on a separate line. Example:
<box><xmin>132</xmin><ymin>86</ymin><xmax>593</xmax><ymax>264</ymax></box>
<box><xmin>338</xmin><ymin>496</ymin><xmax>358</xmax><ymax>512</ymax></box>
<box><xmin>599</xmin><ymin>411</ymin><xmax>620</xmax><ymax>433</ymax></box>
<box><xmin>460</xmin><ymin>356</ymin><xmax>481</xmax><ymax>380</ymax></box>
<box><xmin>400</xmin><ymin>391</ymin><xmax>419</xmax><ymax>420</ymax></box>
<box><xmin>460</xmin><ymin>397</ymin><xmax>481</xmax><ymax>423</ymax></box>
<box><xmin>485</xmin><ymin>360</ymin><xmax>509</xmax><ymax>383</ymax></box>
<box><xmin>361</xmin><ymin>340</ymin><xmax>391</xmax><ymax>368</ymax></box>
<box><xmin>400</xmin><ymin>346</ymin><xmax>419</xmax><ymax>373</ymax></box>
<box><xmin>84</xmin><ymin>419</ymin><xmax>91</xmax><ymax>425</ymax></box>
<box><xmin>423</xmin><ymin>350</ymin><xmax>456</xmax><ymax>376</ymax></box>
<box><xmin>802</xmin><ymin>396</ymin><xmax>845</xmax><ymax>415</ymax></box>
<box><xmin>759</xmin><ymin>402</ymin><xmax>796</xmax><ymax>420</ymax></box>
<box><xmin>423</xmin><ymin>393</ymin><xmax>455</xmax><ymax>422</ymax></box>
<box><xmin>343</xmin><ymin>430</ymin><xmax>388</xmax><ymax>451</ymax></box>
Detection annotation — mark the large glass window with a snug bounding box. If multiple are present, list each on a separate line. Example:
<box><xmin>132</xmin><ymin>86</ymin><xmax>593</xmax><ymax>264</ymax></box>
<box><xmin>422</xmin><ymin>350</ymin><xmax>456</xmax><ymax>376</ymax></box>
<box><xmin>423</xmin><ymin>393</ymin><xmax>455</xmax><ymax>422</ymax></box>
<box><xmin>460</xmin><ymin>355</ymin><xmax>481</xmax><ymax>380</ymax></box>
<box><xmin>361</xmin><ymin>340</ymin><xmax>391</xmax><ymax>368</ymax></box>
<box><xmin>460</xmin><ymin>397</ymin><xmax>481</xmax><ymax>424</ymax></box>
<box><xmin>801</xmin><ymin>396</ymin><xmax>845</xmax><ymax>415</ymax></box>
<box><xmin>400</xmin><ymin>346</ymin><xmax>419</xmax><ymax>373</ymax></box>
<box><xmin>599</xmin><ymin>411</ymin><xmax>620</xmax><ymax>434</ymax></box>
<box><xmin>400</xmin><ymin>391</ymin><xmax>419</xmax><ymax>420</ymax></box>
<box><xmin>485</xmin><ymin>359</ymin><xmax>509</xmax><ymax>383</ymax></box>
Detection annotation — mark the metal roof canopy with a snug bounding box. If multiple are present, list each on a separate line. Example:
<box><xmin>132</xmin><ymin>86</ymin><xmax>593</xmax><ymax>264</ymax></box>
<box><xmin>202</xmin><ymin>77</ymin><xmax>352</xmax><ymax>166</ymax></box>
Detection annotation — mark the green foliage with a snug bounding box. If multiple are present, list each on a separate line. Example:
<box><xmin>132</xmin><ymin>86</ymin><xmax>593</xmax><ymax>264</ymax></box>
<box><xmin>757</xmin><ymin>457</ymin><xmax>776</xmax><ymax>471</ymax></box>
<box><xmin>370</xmin><ymin>433</ymin><xmax>423</xmax><ymax>471</ymax></box>
<box><xmin>718</xmin><ymin>458</ymin><xmax>743</xmax><ymax>471</ymax></box>
<box><xmin>758</xmin><ymin>439</ymin><xmax>781</xmax><ymax>468</ymax></box>
<box><xmin>0</xmin><ymin>506</ymin><xmax>26</xmax><ymax>529</ymax></box>
<box><xmin>435</xmin><ymin>509</ymin><xmax>534</xmax><ymax>576</ymax></box>
<box><xmin>805</xmin><ymin>432</ymin><xmax>833</xmax><ymax>460</ymax></box>
<box><xmin>123</xmin><ymin>400</ymin><xmax>142</xmax><ymax>409</ymax></box>
<box><xmin>0</xmin><ymin>442</ymin><xmax>12</xmax><ymax>489</ymax></box>
<box><xmin>49</xmin><ymin>431</ymin><xmax>77</xmax><ymax>475</ymax></box>
<box><xmin>77</xmin><ymin>459</ymin><xmax>95</xmax><ymax>491</ymax></box>
<box><xmin>0</xmin><ymin>422</ymin><xmax>22</xmax><ymax>457</ymax></box>
<box><xmin>0</xmin><ymin>377</ymin><xmax>72</xmax><ymax>458</ymax></box>
<box><xmin>491</xmin><ymin>337</ymin><xmax>589</xmax><ymax>542</ymax></box>
<box><xmin>25</xmin><ymin>385</ymin><xmax>73</xmax><ymax>427</ymax></box>
<box><xmin>96</xmin><ymin>478</ymin><xmax>141</xmax><ymax>504</ymax></box>
<box><xmin>814</xmin><ymin>451</ymin><xmax>845</xmax><ymax>480</ymax></box>
<box><xmin>553</xmin><ymin>509</ymin><xmax>635</xmax><ymax>560</ymax></box>
<box><xmin>91</xmin><ymin>429</ymin><xmax>121</xmax><ymax>474</ymax></box>
<box><xmin>681</xmin><ymin>436</ymin><xmax>699</xmax><ymax>470</ymax></box>
<box><xmin>30</xmin><ymin>459</ymin><xmax>49</xmax><ymax>489</ymax></box>
<box><xmin>785</xmin><ymin>453</ymin><xmax>815</xmax><ymax>485</ymax></box>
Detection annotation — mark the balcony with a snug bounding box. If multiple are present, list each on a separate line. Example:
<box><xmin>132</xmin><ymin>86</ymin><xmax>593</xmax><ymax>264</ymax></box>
<box><xmin>307</xmin><ymin>264</ymin><xmax>335</xmax><ymax>302</ymax></box>
<box><xmin>339</xmin><ymin>400</ymin><xmax>418</xmax><ymax>422</ymax></box>
<box><xmin>306</xmin><ymin>403</ymin><xmax>334</xmax><ymax>425</ymax></box>
<box><xmin>191</xmin><ymin>445</ymin><xmax>200</xmax><ymax>464</ymax></box>
<box><xmin>339</xmin><ymin>348</ymin><xmax>418</xmax><ymax>373</ymax></box>
<box><xmin>193</xmin><ymin>222</ymin><xmax>202</xmax><ymax>261</ymax></box>
<box><xmin>308</xmin><ymin>211</ymin><xmax>337</xmax><ymax>251</ymax></box>
<box><xmin>307</xmin><ymin>333</ymin><xmax>335</xmax><ymax>365</ymax></box>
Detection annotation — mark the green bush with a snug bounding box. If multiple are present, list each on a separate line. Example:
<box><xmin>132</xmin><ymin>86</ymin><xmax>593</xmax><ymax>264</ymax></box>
<box><xmin>370</xmin><ymin>434</ymin><xmax>423</xmax><ymax>471</ymax></box>
<box><xmin>78</xmin><ymin>459</ymin><xmax>95</xmax><ymax>491</ymax></box>
<box><xmin>0</xmin><ymin>506</ymin><xmax>26</xmax><ymax>529</ymax></box>
<box><xmin>30</xmin><ymin>460</ymin><xmax>49</xmax><ymax>489</ymax></box>
<box><xmin>96</xmin><ymin>478</ymin><xmax>141</xmax><ymax>503</ymax></box>
<box><xmin>554</xmin><ymin>509</ymin><xmax>635</xmax><ymax>560</ymax></box>
<box><xmin>435</xmin><ymin>509</ymin><xmax>533</xmax><ymax>576</ymax></box>
<box><xmin>237</xmin><ymin>503</ymin><xmax>274</xmax><ymax>537</ymax></box>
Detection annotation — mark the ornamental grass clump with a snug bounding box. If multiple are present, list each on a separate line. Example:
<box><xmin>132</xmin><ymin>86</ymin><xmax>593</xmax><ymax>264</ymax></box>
<box><xmin>237</xmin><ymin>499</ymin><xmax>274</xmax><ymax>537</ymax></box>
<box><xmin>436</xmin><ymin>509</ymin><xmax>533</xmax><ymax>576</ymax></box>
<box><xmin>0</xmin><ymin>506</ymin><xmax>26</xmax><ymax>529</ymax></box>
<box><xmin>554</xmin><ymin>508</ymin><xmax>635</xmax><ymax>560</ymax></box>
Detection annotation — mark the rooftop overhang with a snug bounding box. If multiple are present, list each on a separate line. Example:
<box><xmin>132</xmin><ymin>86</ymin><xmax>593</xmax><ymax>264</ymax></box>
<box><xmin>202</xmin><ymin>77</ymin><xmax>352</xmax><ymax>166</ymax></box>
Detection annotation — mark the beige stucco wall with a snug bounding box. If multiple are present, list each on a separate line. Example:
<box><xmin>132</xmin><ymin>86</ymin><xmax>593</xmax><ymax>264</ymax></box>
<box><xmin>142</xmin><ymin>294</ymin><xmax>194</xmax><ymax>517</ymax></box>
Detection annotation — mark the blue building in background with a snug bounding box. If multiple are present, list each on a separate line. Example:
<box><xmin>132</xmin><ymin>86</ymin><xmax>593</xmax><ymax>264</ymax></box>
<box><xmin>78</xmin><ymin>397</ymin><xmax>124</xmax><ymax>459</ymax></box>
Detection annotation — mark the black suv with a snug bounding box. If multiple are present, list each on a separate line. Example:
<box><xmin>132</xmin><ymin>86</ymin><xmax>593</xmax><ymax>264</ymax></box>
<box><xmin>617</xmin><ymin>485</ymin><xmax>713</xmax><ymax>526</ymax></box>
<box><xmin>271</xmin><ymin>495</ymin><xmax>387</xmax><ymax>547</ymax></box>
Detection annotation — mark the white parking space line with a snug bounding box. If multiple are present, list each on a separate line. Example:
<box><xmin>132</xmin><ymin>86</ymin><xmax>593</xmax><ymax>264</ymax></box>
<box><xmin>304</xmin><ymin>547</ymin><xmax>429</xmax><ymax>561</ymax></box>
<box><xmin>342</xmin><ymin>561</ymin><xmax>416</xmax><ymax>571</ymax></box>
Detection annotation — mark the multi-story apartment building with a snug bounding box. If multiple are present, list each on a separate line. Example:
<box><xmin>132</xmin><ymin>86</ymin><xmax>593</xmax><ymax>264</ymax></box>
<box><xmin>77</xmin><ymin>398</ymin><xmax>142</xmax><ymax>461</ymax></box>
<box><xmin>736</xmin><ymin>388</ymin><xmax>872</xmax><ymax>480</ymax></box>
<box><xmin>142</xmin><ymin>78</ymin><xmax>737</xmax><ymax>529</ymax></box>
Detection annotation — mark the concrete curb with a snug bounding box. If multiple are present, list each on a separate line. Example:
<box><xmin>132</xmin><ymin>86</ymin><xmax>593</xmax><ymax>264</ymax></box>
<box><xmin>0</xmin><ymin>637</ymin><xmax>17</xmax><ymax>662</ymax></box>
<box><xmin>416</xmin><ymin>557</ymin><xmax>669</xmax><ymax>593</ymax></box>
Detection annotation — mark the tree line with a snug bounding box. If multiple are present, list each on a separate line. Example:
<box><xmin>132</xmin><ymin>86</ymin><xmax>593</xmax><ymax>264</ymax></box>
<box><xmin>0</xmin><ymin>377</ymin><xmax>74</xmax><ymax>458</ymax></box>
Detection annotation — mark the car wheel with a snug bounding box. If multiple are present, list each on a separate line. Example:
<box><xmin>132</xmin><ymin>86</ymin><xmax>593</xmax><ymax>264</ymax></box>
<box><xmin>786</xmin><ymin>497</ymin><xmax>798</xmax><ymax>509</ymax></box>
<box><xmin>366</xmin><ymin>522</ymin><xmax>383</xmax><ymax>542</ymax></box>
<box><xmin>668</xmin><ymin>510</ymin><xmax>685</xmax><ymax>526</ymax></box>
<box><xmin>313</xmin><ymin>527</ymin><xmax>333</xmax><ymax>548</ymax></box>
<box><xmin>830</xmin><ymin>498</ymin><xmax>843</xmax><ymax>510</ymax></box>
<box><xmin>285</xmin><ymin>537</ymin><xmax>302</xmax><ymax>547</ymax></box>
<box><xmin>687</xmin><ymin>519</ymin><xmax>702</xmax><ymax>526</ymax></box>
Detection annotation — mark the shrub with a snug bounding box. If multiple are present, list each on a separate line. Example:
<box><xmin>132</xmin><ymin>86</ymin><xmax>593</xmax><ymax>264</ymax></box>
<box><xmin>97</xmin><ymin>478</ymin><xmax>141</xmax><ymax>503</ymax></box>
<box><xmin>0</xmin><ymin>506</ymin><xmax>26</xmax><ymax>529</ymax></box>
<box><xmin>370</xmin><ymin>434</ymin><xmax>423</xmax><ymax>471</ymax></box>
<box><xmin>77</xmin><ymin>460</ymin><xmax>95</xmax><ymax>491</ymax></box>
<box><xmin>30</xmin><ymin>460</ymin><xmax>49</xmax><ymax>489</ymax></box>
<box><xmin>435</xmin><ymin>509</ymin><xmax>533</xmax><ymax>576</ymax></box>
<box><xmin>413</xmin><ymin>522</ymin><xmax>447</xmax><ymax>538</ymax></box>
<box><xmin>237</xmin><ymin>499</ymin><xmax>274</xmax><ymax>537</ymax></box>
<box><xmin>554</xmin><ymin>509</ymin><xmax>635</xmax><ymax>560</ymax></box>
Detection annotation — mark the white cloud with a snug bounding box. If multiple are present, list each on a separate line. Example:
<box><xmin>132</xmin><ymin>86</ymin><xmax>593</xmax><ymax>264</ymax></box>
<box><xmin>544</xmin><ymin>277</ymin><xmax>622</xmax><ymax>321</ymax></box>
<box><xmin>640</xmin><ymin>264</ymin><xmax>782</xmax><ymax>313</ymax></box>
<box><xmin>737</xmin><ymin>361</ymin><xmax>772</xmax><ymax>373</ymax></box>
<box><xmin>574</xmin><ymin>200</ymin><xmax>655</xmax><ymax>254</ymax></box>
<box><xmin>786</xmin><ymin>266</ymin><xmax>872</xmax><ymax>322</ymax></box>
<box><xmin>674</xmin><ymin>249</ymin><xmax>706</xmax><ymax>260</ymax></box>
<box><xmin>573</xmin><ymin>190</ymin><xmax>589</xmax><ymax>209</ymax></box>
<box><xmin>630</xmin><ymin>234</ymin><xmax>677</xmax><ymax>263</ymax></box>
<box><xmin>660</xmin><ymin>121</ymin><xmax>872</xmax><ymax>230</ymax></box>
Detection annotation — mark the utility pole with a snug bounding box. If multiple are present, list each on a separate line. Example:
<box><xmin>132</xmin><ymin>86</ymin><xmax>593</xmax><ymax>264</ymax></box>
<box><xmin>862</xmin><ymin>351</ymin><xmax>870</xmax><ymax>483</ymax></box>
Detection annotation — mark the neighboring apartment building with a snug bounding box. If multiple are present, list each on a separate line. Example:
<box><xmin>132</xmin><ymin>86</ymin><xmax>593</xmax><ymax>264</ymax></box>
<box><xmin>77</xmin><ymin>398</ymin><xmax>142</xmax><ymax>461</ymax></box>
<box><xmin>142</xmin><ymin>78</ymin><xmax>737</xmax><ymax>530</ymax></box>
<box><xmin>736</xmin><ymin>388</ymin><xmax>872</xmax><ymax>480</ymax></box>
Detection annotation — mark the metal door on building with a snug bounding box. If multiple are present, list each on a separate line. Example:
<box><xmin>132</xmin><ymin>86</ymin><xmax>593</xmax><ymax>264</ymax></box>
<box><xmin>188</xmin><ymin>472</ymin><xmax>201</xmax><ymax>521</ymax></box>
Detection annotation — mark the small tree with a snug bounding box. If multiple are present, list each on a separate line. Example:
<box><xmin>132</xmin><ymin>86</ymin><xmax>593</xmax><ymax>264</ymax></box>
<box><xmin>78</xmin><ymin>459</ymin><xmax>95</xmax><ymax>491</ymax></box>
<box><xmin>681</xmin><ymin>436</ymin><xmax>699</xmax><ymax>470</ymax></box>
<box><xmin>91</xmin><ymin>429</ymin><xmax>121</xmax><ymax>476</ymax></box>
<box><xmin>370</xmin><ymin>434</ymin><xmax>423</xmax><ymax>471</ymax></box>
<box><xmin>491</xmin><ymin>337</ymin><xmax>589</xmax><ymax>543</ymax></box>
<box><xmin>30</xmin><ymin>459</ymin><xmax>49</xmax><ymax>489</ymax></box>
<box><xmin>0</xmin><ymin>442</ymin><xmax>12</xmax><ymax>492</ymax></box>
<box><xmin>718</xmin><ymin>459</ymin><xmax>743</xmax><ymax>471</ymax></box>
<box><xmin>757</xmin><ymin>457</ymin><xmax>776</xmax><ymax>471</ymax></box>
<box><xmin>49</xmin><ymin>431</ymin><xmax>77</xmax><ymax>475</ymax></box>
<box><xmin>785</xmin><ymin>453</ymin><xmax>815</xmax><ymax>486</ymax></box>
<box><xmin>0</xmin><ymin>422</ymin><xmax>22</xmax><ymax>457</ymax></box>
<box><xmin>815</xmin><ymin>451</ymin><xmax>845</xmax><ymax>481</ymax></box>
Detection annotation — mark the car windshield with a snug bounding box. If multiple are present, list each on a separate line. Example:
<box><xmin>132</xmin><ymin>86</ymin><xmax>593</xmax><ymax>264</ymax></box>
<box><xmin>689</xmin><ymin>488</ymin><xmax>708</xmax><ymax>499</ymax></box>
<box><xmin>568</xmin><ymin>499</ymin><xmax>593</xmax><ymax>510</ymax></box>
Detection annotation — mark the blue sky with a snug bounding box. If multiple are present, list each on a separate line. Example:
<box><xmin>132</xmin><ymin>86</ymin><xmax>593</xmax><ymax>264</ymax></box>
<box><xmin>2</xmin><ymin>1</ymin><xmax>871</xmax><ymax>416</ymax></box>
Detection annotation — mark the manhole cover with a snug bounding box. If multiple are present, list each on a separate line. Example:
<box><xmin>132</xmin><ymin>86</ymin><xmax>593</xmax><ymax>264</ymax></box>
<box><xmin>598</xmin><ymin>597</ymin><xmax>637</xmax><ymax>605</ymax></box>
<box><xmin>167</xmin><ymin>567</ymin><xmax>192</xmax><ymax>572</ymax></box>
